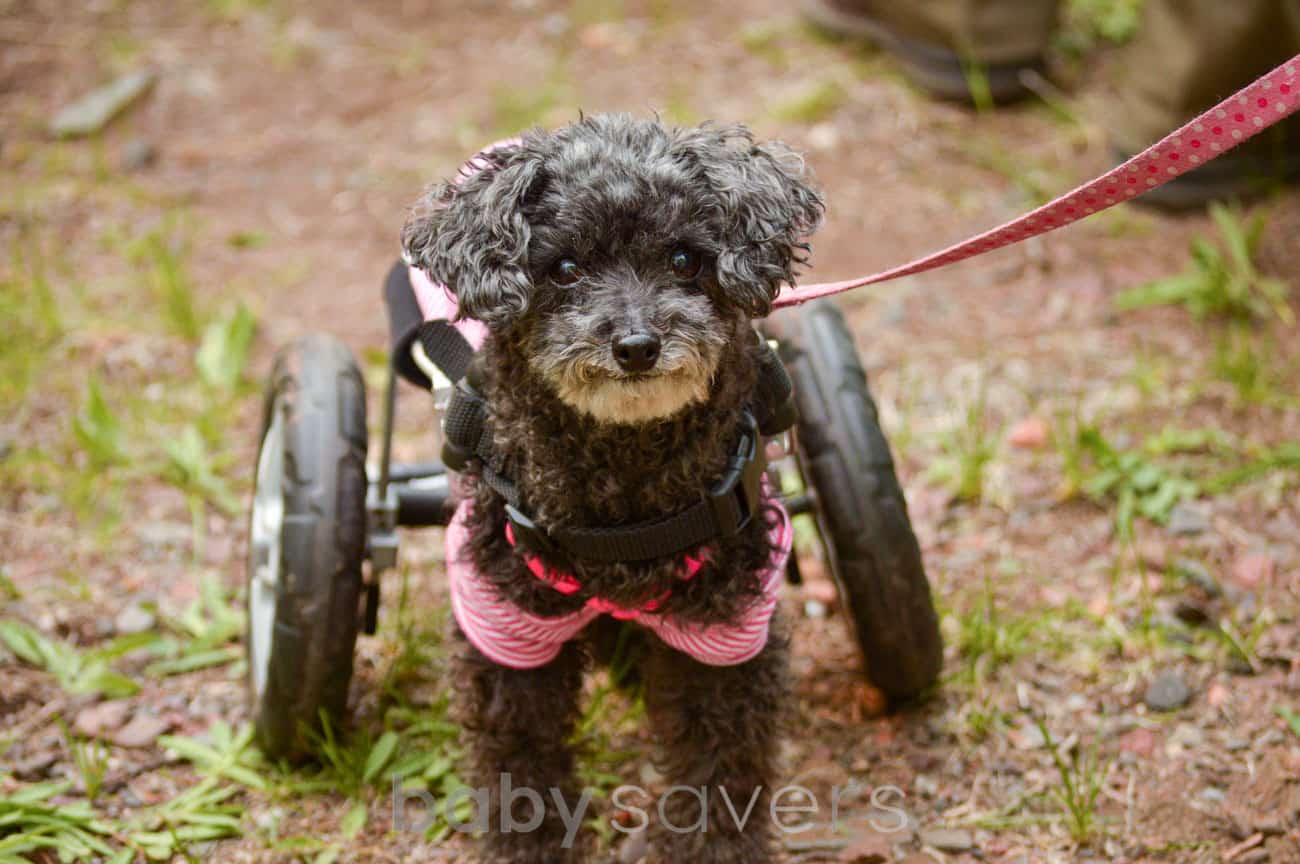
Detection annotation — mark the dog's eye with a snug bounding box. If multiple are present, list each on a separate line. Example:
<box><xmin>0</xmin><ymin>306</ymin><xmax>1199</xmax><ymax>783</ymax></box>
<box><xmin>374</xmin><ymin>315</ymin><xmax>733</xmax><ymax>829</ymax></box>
<box><xmin>551</xmin><ymin>258</ymin><xmax>584</xmax><ymax>286</ymax></box>
<box><xmin>669</xmin><ymin>248</ymin><xmax>702</xmax><ymax>280</ymax></box>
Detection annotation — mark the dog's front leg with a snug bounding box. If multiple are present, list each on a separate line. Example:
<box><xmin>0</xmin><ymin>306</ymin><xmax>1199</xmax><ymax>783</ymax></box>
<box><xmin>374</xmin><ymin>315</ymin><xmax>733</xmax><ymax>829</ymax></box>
<box><xmin>453</xmin><ymin>630</ymin><xmax>590</xmax><ymax>864</ymax></box>
<box><xmin>642</xmin><ymin>616</ymin><xmax>789</xmax><ymax>864</ymax></box>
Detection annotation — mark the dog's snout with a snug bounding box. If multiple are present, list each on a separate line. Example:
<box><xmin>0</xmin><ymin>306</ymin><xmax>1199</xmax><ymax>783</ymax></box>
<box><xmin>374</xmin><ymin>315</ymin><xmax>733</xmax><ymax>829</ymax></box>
<box><xmin>613</xmin><ymin>333</ymin><xmax>660</xmax><ymax>373</ymax></box>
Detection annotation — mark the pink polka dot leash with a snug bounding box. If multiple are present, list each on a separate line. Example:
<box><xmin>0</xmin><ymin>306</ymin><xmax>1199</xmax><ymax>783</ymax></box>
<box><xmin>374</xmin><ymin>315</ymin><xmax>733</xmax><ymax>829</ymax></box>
<box><xmin>773</xmin><ymin>54</ymin><xmax>1300</xmax><ymax>309</ymax></box>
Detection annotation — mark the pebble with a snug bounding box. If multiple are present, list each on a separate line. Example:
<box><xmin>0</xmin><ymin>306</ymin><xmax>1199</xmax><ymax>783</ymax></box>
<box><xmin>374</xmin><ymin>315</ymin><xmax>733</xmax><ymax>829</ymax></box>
<box><xmin>919</xmin><ymin>827</ymin><xmax>974</xmax><ymax>853</ymax></box>
<box><xmin>838</xmin><ymin>824</ymin><xmax>893</xmax><ymax>862</ymax></box>
<box><xmin>13</xmin><ymin>752</ymin><xmax>57</xmax><ymax>779</ymax></box>
<box><xmin>1008</xmin><ymin>722</ymin><xmax>1046</xmax><ymax>750</ymax></box>
<box><xmin>49</xmin><ymin>70</ymin><xmax>156</xmax><ymax>138</ymax></box>
<box><xmin>1199</xmin><ymin>787</ymin><xmax>1225</xmax><ymax>802</ymax></box>
<box><xmin>1007</xmin><ymin>416</ymin><xmax>1049</xmax><ymax>449</ymax></box>
<box><xmin>114</xmin><ymin>605</ymin><xmax>156</xmax><ymax>635</ymax></box>
<box><xmin>1144</xmin><ymin>669</ymin><xmax>1191</xmax><ymax>712</ymax></box>
<box><xmin>120</xmin><ymin>137</ymin><xmax>157</xmax><ymax>171</ymax></box>
<box><xmin>913</xmin><ymin>774</ymin><xmax>938</xmax><ymax>798</ymax></box>
<box><xmin>1167</xmin><ymin>503</ymin><xmax>1210</xmax><ymax>536</ymax></box>
<box><xmin>112</xmin><ymin>712</ymin><xmax>172</xmax><ymax>748</ymax></box>
<box><xmin>1118</xmin><ymin>727</ymin><xmax>1157</xmax><ymax>758</ymax></box>
<box><xmin>1253</xmin><ymin>729</ymin><xmax>1284</xmax><ymax>748</ymax></box>
<box><xmin>1230</xmin><ymin>552</ymin><xmax>1274</xmax><ymax>590</ymax></box>
<box><xmin>74</xmin><ymin>699</ymin><xmax>132</xmax><ymax>737</ymax></box>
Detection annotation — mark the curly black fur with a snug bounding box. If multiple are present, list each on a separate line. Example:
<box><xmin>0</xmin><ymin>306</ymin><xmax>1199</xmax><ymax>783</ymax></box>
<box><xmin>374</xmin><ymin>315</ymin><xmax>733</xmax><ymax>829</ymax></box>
<box><xmin>403</xmin><ymin>114</ymin><xmax>822</xmax><ymax>863</ymax></box>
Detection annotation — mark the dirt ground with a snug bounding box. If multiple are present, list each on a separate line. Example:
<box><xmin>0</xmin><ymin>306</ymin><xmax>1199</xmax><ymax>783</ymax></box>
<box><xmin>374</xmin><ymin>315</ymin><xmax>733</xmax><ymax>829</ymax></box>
<box><xmin>2</xmin><ymin>1</ymin><xmax>1299</xmax><ymax>862</ymax></box>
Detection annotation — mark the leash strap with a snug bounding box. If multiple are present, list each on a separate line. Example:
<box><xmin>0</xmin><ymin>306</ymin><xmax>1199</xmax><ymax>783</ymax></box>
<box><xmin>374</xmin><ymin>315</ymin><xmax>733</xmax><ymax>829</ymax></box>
<box><xmin>774</xmin><ymin>54</ymin><xmax>1300</xmax><ymax>308</ymax></box>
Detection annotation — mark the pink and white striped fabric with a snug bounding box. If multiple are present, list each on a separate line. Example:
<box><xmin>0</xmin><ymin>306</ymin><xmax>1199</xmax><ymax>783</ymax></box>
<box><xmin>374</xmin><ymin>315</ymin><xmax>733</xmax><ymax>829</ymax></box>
<box><xmin>446</xmin><ymin>503</ymin><xmax>792</xmax><ymax>669</ymax></box>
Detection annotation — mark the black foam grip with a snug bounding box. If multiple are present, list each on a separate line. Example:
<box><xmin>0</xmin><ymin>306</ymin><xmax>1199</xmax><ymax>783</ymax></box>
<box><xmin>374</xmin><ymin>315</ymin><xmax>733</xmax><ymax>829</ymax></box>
<box><xmin>383</xmin><ymin>260</ymin><xmax>433</xmax><ymax>390</ymax></box>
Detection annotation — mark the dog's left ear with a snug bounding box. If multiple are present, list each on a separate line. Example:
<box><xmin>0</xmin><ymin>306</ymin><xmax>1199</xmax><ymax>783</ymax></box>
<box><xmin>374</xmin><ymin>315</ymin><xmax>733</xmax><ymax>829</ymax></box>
<box><xmin>401</xmin><ymin>142</ymin><xmax>545</xmax><ymax>328</ymax></box>
<box><xmin>673</xmin><ymin>125</ymin><xmax>824</xmax><ymax>318</ymax></box>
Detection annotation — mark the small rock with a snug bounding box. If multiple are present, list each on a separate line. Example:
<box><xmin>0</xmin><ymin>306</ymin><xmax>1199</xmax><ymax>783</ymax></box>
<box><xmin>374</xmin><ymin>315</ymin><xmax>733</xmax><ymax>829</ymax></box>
<box><xmin>50</xmin><ymin>70</ymin><xmax>156</xmax><ymax>138</ymax></box>
<box><xmin>838</xmin><ymin>825</ymin><xmax>892</xmax><ymax>862</ymax></box>
<box><xmin>1145</xmin><ymin>669</ymin><xmax>1191</xmax><ymax>712</ymax></box>
<box><xmin>919</xmin><ymin>827</ymin><xmax>974</xmax><ymax>853</ymax></box>
<box><xmin>1230</xmin><ymin>552</ymin><xmax>1274</xmax><ymax>590</ymax></box>
<box><xmin>1251</xmin><ymin>813</ymin><xmax>1286</xmax><ymax>836</ymax></box>
<box><xmin>1118</xmin><ymin>727</ymin><xmax>1157</xmax><ymax>757</ymax></box>
<box><xmin>637</xmin><ymin>762</ymin><xmax>662</xmax><ymax>787</ymax></box>
<box><xmin>1199</xmin><ymin>787</ymin><xmax>1225</xmax><ymax>802</ymax></box>
<box><xmin>1172</xmin><ymin>558</ymin><xmax>1220</xmax><ymax>596</ymax></box>
<box><xmin>1009</xmin><ymin>722</ymin><xmax>1046</xmax><ymax>750</ymax></box>
<box><xmin>114</xmin><ymin>605</ymin><xmax>156</xmax><ymax>635</ymax></box>
<box><xmin>914</xmin><ymin>774</ymin><xmax>939</xmax><ymax>799</ymax></box>
<box><xmin>1167</xmin><ymin>503</ymin><xmax>1210</xmax><ymax>537</ymax></box>
<box><xmin>13</xmin><ymin>752</ymin><xmax>57</xmax><ymax>779</ymax></box>
<box><xmin>112</xmin><ymin>712</ymin><xmax>172</xmax><ymax>749</ymax></box>
<box><xmin>1007</xmin><ymin>416</ymin><xmax>1049</xmax><ymax>449</ymax></box>
<box><xmin>1252</xmin><ymin>728</ymin><xmax>1284</xmax><ymax>748</ymax></box>
<box><xmin>1206</xmin><ymin>681</ymin><xmax>1230</xmax><ymax>708</ymax></box>
<box><xmin>120</xmin><ymin>137</ymin><xmax>157</xmax><ymax>171</ymax></box>
<box><xmin>74</xmin><ymin>699</ymin><xmax>132</xmax><ymax>737</ymax></box>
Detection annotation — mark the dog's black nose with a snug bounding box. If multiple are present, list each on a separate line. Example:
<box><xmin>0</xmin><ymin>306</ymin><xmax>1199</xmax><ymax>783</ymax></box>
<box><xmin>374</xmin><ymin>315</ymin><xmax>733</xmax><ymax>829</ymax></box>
<box><xmin>613</xmin><ymin>333</ymin><xmax>661</xmax><ymax>373</ymax></box>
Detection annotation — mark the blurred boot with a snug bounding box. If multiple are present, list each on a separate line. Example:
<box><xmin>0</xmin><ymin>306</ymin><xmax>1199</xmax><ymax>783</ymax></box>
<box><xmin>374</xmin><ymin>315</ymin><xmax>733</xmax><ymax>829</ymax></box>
<box><xmin>1110</xmin><ymin>0</ymin><xmax>1300</xmax><ymax>209</ymax></box>
<box><xmin>803</xmin><ymin>0</ymin><xmax>1062</xmax><ymax>103</ymax></box>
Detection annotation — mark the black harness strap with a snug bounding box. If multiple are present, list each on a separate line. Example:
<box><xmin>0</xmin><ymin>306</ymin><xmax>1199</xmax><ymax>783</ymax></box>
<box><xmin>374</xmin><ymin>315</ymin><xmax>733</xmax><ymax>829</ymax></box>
<box><xmin>425</xmin><ymin>326</ymin><xmax>797</xmax><ymax>565</ymax></box>
<box><xmin>416</xmin><ymin>319</ymin><xmax>477</xmax><ymax>384</ymax></box>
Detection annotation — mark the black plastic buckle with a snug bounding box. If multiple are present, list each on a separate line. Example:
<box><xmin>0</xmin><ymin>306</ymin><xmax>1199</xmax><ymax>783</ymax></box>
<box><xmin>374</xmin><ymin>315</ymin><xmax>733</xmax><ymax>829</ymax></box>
<box><xmin>505</xmin><ymin>503</ymin><xmax>557</xmax><ymax>558</ymax></box>
<box><xmin>707</xmin><ymin>411</ymin><xmax>765</xmax><ymax>536</ymax></box>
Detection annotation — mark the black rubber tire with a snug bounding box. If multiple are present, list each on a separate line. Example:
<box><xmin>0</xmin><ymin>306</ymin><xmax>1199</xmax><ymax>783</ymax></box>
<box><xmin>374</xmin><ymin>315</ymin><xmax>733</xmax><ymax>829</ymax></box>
<box><xmin>769</xmin><ymin>300</ymin><xmax>942</xmax><ymax>701</ymax></box>
<box><xmin>247</xmin><ymin>333</ymin><xmax>368</xmax><ymax>760</ymax></box>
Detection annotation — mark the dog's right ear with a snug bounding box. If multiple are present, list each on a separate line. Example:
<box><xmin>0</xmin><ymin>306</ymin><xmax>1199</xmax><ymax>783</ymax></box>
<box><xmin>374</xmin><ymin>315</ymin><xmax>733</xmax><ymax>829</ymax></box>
<box><xmin>401</xmin><ymin>144</ymin><xmax>544</xmax><ymax>329</ymax></box>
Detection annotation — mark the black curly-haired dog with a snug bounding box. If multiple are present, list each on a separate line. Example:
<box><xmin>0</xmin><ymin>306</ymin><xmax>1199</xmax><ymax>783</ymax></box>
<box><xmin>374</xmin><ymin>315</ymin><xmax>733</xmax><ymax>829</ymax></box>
<box><xmin>402</xmin><ymin>114</ymin><xmax>822</xmax><ymax>864</ymax></box>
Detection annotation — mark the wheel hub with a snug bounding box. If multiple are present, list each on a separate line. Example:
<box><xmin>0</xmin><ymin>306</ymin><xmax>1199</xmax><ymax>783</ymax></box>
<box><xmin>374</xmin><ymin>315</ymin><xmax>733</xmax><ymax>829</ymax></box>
<box><xmin>248</xmin><ymin>404</ymin><xmax>285</xmax><ymax>703</ymax></box>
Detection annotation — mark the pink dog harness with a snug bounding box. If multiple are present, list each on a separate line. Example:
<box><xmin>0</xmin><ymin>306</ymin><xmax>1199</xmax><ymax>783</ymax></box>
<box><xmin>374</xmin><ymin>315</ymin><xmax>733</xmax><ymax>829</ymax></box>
<box><xmin>447</xmin><ymin>503</ymin><xmax>792</xmax><ymax>669</ymax></box>
<box><xmin>410</xmin><ymin>266</ymin><xmax>792</xmax><ymax>669</ymax></box>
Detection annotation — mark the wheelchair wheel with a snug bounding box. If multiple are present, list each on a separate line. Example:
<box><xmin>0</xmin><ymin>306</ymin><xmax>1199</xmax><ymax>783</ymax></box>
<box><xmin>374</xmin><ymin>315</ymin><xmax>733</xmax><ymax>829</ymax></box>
<box><xmin>247</xmin><ymin>333</ymin><xmax>368</xmax><ymax>760</ymax></box>
<box><xmin>769</xmin><ymin>300</ymin><xmax>942</xmax><ymax>702</ymax></box>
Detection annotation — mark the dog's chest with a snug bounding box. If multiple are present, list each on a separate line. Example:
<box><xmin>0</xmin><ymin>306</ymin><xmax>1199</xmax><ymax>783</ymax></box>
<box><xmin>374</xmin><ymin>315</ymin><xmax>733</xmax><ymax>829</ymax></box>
<box><xmin>510</xmin><ymin>417</ymin><xmax>734</xmax><ymax>529</ymax></box>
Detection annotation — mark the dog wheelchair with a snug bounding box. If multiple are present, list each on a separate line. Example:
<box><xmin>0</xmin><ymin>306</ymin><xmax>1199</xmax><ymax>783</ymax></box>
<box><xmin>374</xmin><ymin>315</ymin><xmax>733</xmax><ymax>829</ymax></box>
<box><xmin>246</xmin><ymin>261</ymin><xmax>943</xmax><ymax>759</ymax></box>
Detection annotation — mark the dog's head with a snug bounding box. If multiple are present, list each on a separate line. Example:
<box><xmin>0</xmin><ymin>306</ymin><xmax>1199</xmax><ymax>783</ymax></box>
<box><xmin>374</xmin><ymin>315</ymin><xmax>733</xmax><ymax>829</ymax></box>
<box><xmin>402</xmin><ymin>114</ymin><xmax>823</xmax><ymax>425</ymax></box>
